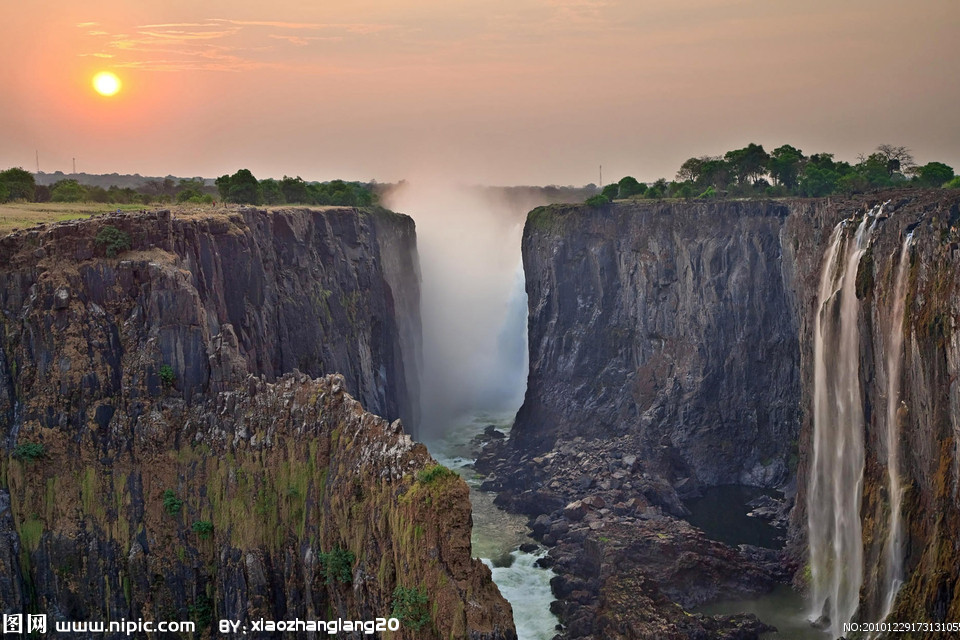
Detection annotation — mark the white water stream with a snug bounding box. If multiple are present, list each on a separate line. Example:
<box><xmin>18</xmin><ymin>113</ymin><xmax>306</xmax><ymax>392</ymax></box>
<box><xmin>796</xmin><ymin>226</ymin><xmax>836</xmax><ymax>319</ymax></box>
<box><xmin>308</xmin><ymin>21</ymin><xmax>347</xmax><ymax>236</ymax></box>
<box><xmin>427</xmin><ymin>412</ymin><xmax>560</xmax><ymax>640</ymax></box>
<box><xmin>808</xmin><ymin>210</ymin><xmax>878</xmax><ymax>637</ymax></box>
<box><xmin>880</xmin><ymin>231</ymin><xmax>913</xmax><ymax>620</ymax></box>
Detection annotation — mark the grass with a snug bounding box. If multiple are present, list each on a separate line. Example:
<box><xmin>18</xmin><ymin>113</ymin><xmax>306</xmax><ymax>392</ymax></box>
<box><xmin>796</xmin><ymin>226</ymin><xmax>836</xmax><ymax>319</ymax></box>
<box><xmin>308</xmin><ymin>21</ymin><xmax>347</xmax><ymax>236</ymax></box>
<box><xmin>0</xmin><ymin>202</ymin><xmax>143</xmax><ymax>234</ymax></box>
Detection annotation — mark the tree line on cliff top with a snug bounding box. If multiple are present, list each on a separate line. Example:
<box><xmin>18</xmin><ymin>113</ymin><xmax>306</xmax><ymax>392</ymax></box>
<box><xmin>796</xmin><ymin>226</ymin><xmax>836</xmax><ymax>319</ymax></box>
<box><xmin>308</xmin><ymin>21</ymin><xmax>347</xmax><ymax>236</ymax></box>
<box><xmin>0</xmin><ymin>167</ymin><xmax>378</xmax><ymax>208</ymax></box>
<box><xmin>588</xmin><ymin>144</ymin><xmax>959</xmax><ymax>206</ymax></box>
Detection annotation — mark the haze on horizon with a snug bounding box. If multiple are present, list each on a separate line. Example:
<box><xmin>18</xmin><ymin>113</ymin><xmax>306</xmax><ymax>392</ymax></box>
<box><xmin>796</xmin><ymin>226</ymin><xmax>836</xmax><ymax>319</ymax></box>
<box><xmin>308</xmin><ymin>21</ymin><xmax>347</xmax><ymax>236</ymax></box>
<box><xmin>1</xmin><ymin>0</ymin><xmax>957</xmax><ymax>186</ymax></box>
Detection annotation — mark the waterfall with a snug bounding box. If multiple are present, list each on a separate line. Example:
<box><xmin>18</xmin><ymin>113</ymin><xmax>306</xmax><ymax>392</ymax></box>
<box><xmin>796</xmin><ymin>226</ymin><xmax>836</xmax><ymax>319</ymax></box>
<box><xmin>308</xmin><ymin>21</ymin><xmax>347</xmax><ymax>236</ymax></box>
<box><xmin>880</xmin><ymin>231</ymin><xmax>913</xmax><ymax>619</ymax></box>
<box><xmin>808</xmin><ymin>210</ymin><xmax>878</xmax><ymax>638</ymax></box>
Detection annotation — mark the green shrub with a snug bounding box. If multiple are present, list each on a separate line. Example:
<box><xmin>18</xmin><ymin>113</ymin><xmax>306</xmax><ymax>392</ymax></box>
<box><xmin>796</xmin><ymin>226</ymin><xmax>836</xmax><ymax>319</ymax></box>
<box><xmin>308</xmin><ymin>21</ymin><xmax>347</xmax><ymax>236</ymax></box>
<box><xmin>945</xmin><ymin>176</ymin><xmax>960</xmax><ymax>189</ymax></box>
<box><xmin>95</xmin><ymin>225</ymin><xmax>131</xmax><ymax>257</ymax></box>
<box><xmin>318</xmin><ymin>547</ymin><xmax>355</xmax><ymax>584</ymax></box>
<box><xmin>12</xmin><ymin>442</ymin><xmax>45</xmax><ymax>462</ymax></box>
<box><xmin>159</xmin><ymin>365</ymin><xmax>175</xmax><ymax>388</ymax></box>
<box><xmin>162</xmin><ymin>489</ymin><xmax>183</xmax><ymax>516</ymax></box>
<box><xmin>584</xmin><ymin>194</ymin><xmax>610</xmax><ymax>207</ymax></box>
<box><xmin>192</xmin><ymin>520</ymin><xmax>214</xmax><ymax>539</ymax></box>
<box><xmin>417</xmin><ymin>464</ymin><xmax>457</xmax><ymax>485</ymax></box>
<box><xmin>392</xmin><ymin>586</ymin><xmax>430</xmax><ymax>631</ymax></box>
<box><xmin>188</xmin><ymin>593</ymin><xmax>214</xmax><ymax>632</ymax></box>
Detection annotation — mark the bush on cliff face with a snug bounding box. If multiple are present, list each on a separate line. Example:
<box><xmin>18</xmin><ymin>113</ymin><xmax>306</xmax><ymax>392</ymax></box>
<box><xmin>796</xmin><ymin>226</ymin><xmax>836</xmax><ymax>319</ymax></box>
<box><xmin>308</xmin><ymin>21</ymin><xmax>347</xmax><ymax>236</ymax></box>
<box><xmin>417</xmin><ymin>464</ymin><xmax>457</xmax><ymax>484</ymax></box>
<box><xmin>318</xmin><ymin>547</ymin><xmax>355</xmax><ymax>584</ymax></box>
<box><xmin>192</xmin><ymin>520</ymin><xmax>214</xmax><ymax>539</ymax></box>
<box><xmin>392</xmin><ymin>586</ymin><xmax>430</xmax><ymax>631</ymax></box>
<box><xmin>585</xmin><ymin>194</ymin><xmax>610</xmax><ymax>207</ymax></box>
<box><xmin>95</xmin><ymin>225</ymin><xmax>131</xmax><ymax>257</ymax></box>
<box><xmin>162</xmin><ymin>489</ymin><xmax>183</xmax><ymax>516</ymax></box>
<box><xmin>12</xmin><ymin>442</ymin><xmax>45</xmax><ymax>462</ymax></box>
<box><xmin>159</xmin><ymin>364</ymin><xmax>176</xmax><ymax>387</ymax></box>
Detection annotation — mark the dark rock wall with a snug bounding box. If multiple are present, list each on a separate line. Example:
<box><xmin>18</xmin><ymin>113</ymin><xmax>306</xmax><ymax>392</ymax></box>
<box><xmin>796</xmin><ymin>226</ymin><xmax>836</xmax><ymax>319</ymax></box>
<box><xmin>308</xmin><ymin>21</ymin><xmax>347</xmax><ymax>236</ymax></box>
<box><xmin>0</xmin><ymin>209</ymin><xmax>517</xmax><ymax>638</ymax></box>
<box><xmin>515</xmin><ymin>201</ymin><xmax>802</xmax><ymax>489</ymax></box>
<box><xmin>0</xmin><ymin>373</ymin><xmax>515</xmax><ymax>639</ymax></box>
<box><xmin>0</xmin><ymin>207</ymin><xmax>421</xmax><ymax>432</ymax></box>
<box><xmin>513</xmin><ymin>191</ymin><xmax>960</xmax><ymax>632</ymax></box>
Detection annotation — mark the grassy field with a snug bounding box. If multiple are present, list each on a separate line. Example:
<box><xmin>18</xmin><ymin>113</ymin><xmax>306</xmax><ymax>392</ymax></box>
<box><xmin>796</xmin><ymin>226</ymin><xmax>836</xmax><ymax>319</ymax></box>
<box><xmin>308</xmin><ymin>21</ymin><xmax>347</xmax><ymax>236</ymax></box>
<box><xmin>0</xmin><ymin>201</ymin><xmax>358</xmax><ymax>236</ymax></box>
<box><xmin>0</xmin><ymin>202</ymin><xmax>147</xmax><ymax>235</ymax></box>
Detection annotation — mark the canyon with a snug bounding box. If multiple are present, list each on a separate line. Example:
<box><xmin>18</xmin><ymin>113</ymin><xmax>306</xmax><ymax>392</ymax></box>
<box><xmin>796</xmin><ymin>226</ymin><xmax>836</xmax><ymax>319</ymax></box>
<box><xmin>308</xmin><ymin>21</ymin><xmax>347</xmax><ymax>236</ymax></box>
<box><xmin>481</xmin><ymin>190</ymin><xmax>960</xmax><ymax>638</ymax></box>
<box><xmin>0</xmin><ymin>207</ymin><xmax>512</xmax><ymax>638</ymax></box>
<box><xmin>2</xmin><ymin>190</ymin><xmax>960</xmax><ymax>639</ymax></box>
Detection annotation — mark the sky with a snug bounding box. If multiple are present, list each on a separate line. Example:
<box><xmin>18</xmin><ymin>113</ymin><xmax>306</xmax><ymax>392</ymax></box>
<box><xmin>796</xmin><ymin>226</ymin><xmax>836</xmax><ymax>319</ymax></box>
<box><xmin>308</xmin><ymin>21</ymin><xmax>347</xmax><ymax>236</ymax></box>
<box><xmin>1</xmin><ymin>0</ymin><xmax>958</xmax><ymax>186</ymax></box>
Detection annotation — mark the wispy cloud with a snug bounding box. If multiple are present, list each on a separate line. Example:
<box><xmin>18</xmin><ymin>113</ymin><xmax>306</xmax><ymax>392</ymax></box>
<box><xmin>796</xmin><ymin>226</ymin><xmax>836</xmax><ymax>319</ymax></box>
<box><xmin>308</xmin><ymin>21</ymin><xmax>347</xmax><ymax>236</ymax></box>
<box><xmin>77</xmin><ymin>17</ymin><xmax>395</xmax><ymax>72</ymax></box>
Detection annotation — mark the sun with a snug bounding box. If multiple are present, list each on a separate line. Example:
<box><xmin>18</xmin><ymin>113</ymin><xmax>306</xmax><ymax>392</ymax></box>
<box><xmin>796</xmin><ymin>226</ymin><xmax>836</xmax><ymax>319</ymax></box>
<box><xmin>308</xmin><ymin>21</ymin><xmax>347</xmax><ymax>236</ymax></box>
<box><xmin>92</xmin><ymin>71</ymin><xmax>122</xmax><ymax>97</ymax></box>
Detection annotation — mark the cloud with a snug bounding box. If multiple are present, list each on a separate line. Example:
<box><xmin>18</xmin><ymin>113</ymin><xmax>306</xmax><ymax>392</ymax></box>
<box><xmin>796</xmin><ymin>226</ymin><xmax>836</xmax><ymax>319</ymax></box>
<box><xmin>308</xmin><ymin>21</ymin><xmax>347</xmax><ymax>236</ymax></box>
<box><xmin>212</xmin><ymin>19</ymin><xmax>396</xmax><ymax>34</ymax></box>
<box><xmin>77</xmin><ymin>17</ymin><xmax>395</xmax><ymax>72</ymax></box>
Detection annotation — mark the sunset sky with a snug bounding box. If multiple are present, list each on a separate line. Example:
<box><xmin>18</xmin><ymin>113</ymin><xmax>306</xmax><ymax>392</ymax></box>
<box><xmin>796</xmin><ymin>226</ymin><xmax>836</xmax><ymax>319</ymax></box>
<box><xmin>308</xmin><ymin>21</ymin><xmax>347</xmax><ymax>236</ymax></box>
<box><xmin>1</xmin><ymin>0</ymin><xmax>957</xmax><ymax>186</ymax></box>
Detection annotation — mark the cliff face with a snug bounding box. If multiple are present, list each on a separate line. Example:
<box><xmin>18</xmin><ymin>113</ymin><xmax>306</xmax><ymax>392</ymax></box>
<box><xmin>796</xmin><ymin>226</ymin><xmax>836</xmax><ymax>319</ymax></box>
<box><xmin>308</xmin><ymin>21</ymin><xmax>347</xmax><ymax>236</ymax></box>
<box><xmin>503</xmin><ymin>192</ymin><xmax>960</xmax><ymax>636</ymax></box>
<box><xmin>0</xmin><ymin>372</ymin><xmax>514</xmax><ymax>638</ymax></box>
<box><xmin>515</xmin><ymin>201</ymin><xmax>802</xmax><ymax>490</ymax></box>
<box><xmin>0</xmin><ymin>208</ymin><xmax>515</xmax><ymax>638</ymax></box>
<box><xmin>0</xmin><ymin>207</ymin><xmax>419</xmax><ymax>432</ymax></box>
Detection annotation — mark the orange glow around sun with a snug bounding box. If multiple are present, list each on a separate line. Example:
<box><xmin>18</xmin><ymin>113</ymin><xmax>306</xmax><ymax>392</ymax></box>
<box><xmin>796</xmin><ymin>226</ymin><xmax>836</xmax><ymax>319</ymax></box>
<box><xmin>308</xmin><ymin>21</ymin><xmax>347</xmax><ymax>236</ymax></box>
<box><xmin>92</xmin><ymin>71</ymin><xmax>122</xmax><ymax>97</ymax></box>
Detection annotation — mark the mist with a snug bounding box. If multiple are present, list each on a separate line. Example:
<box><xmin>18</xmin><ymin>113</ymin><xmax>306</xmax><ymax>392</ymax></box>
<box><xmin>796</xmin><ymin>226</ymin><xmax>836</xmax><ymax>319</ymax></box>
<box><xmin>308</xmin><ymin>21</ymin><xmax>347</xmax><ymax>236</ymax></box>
<box><xmin>385</xmin><ymin>182</ymin><xmax>532</xmax><ymax>441</ymax></box>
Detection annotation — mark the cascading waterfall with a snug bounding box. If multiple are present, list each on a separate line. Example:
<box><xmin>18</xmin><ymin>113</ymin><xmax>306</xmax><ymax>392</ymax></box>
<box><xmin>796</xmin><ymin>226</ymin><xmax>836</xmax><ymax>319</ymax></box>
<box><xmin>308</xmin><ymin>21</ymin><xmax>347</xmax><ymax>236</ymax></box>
<box><xmin>808</xmin><ymin>210</ymin><xmax>878</xmax><ymax>638</ymax></box>
<box><xmin>880</xmin><ymin>231</ymin><xmax>913</xmax><ymax>620</ymax></box>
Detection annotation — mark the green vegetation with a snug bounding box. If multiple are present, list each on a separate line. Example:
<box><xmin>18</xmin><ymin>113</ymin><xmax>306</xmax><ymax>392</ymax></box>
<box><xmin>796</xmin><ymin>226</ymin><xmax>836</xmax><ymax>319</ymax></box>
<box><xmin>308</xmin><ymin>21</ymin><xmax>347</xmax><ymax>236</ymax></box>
<box><xmin>0</xmin><ymin>167</ymin><xmax>36</xmax><ymax>201</ymax></box>
<box><xmin>417</xmin><ymin>464</ymin><xmax>457</xmax><ymax>485</ymax></box>
<box><xmin>216</xmin><ymin>170</ymin><xmax>378</xmax><ymax>206</ymax></box>
<box><xmin>162</xmin><ymin>489</ymin><xmax>184</xmax><ymax>516</ymax></box>
<box><xmin>585</xmin><ymin>194</ymin><xmax>610</xmax><ymax>207</ymax></box>
<box><xmin>192</xmin><ymin>520</ymin><xmax>214</xmax><ymax>539</ymax></box>
<box><xmin>12</xmin><ymin>442</ymin><xmax>45</xmax><ymax>462</ymax></box>
<box><xmin>188</xmin><ymin>593</ymin><xmax>214</xmax><ymax>632</ymax></box>
<box><xmin>159</xmin><ymin>364</ymin><xmax>176</xmax><ymax>388</ymax></box>
<box><xmin>94</xmin><ymin>225</ymin><xmax>131</xmax><ymax>257</ymax></box>
<box><xmin>589</xmin><ymin>143</ymin><xmax>955</xmax><ymax>204</ymax></box>
<box><xmin>318</xmin><ymin>547</ymin><xmax>355</xmax><ymax>584</ymax></box>
<box><xmin>391</xmin><ymin>585</ymin><xmax>430</xmax><ymax>631</ymax></box>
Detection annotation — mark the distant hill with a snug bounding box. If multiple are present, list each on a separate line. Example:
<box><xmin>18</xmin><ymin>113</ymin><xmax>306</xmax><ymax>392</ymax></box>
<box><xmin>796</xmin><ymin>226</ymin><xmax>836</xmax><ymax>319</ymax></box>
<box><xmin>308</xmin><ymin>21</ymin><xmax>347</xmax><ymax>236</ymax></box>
<box><xmin>33</xmin><ymin>171</ymin><xmax>214</xmax><ymax>189</ymax></box>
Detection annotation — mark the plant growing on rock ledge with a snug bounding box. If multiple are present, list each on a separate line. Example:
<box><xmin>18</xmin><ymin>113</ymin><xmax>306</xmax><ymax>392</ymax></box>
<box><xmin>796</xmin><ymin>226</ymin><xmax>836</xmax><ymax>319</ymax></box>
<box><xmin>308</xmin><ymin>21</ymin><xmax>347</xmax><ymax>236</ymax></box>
<box><xmin>417</xmin><ymin>464</ymin><xmax>457</xmax><ymax>485</ymax></box>
<box><xmin>162</xmin><ymin>489</ymin><xmax>183</xmax><ymax>516</ymax></box>
<box><xmin>192</xmin><ymin>520</ymin><xmax>214</xmax><ymax>539</ymax></box>
<box><xmin>94</xmin><ymin>225</ymin><xmax>131</xmax><ymax>257</ymax></box>
<box><xmin>391</xmin><ymin>585</ymin><xmax>430</xmax><ymax>631</ymax></box>
<box><xmin>159</xmin><ymin>364</ymin><xmax>176</xmax><ymax>388</ymax></box>
<box><xmin>12</xmin><ymin>442</ymin><xmax>45</xmax><ymax>462</ymax></box>
<box><xmin>318</xmin><ymin>547</ymin><xmax>355</xmax><ymax>584</ymax></box>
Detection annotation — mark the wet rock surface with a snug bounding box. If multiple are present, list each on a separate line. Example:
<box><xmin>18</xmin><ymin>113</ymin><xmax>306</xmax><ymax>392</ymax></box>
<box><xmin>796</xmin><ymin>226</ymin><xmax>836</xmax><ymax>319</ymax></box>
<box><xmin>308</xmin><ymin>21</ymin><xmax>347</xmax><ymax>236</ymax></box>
<box><xmin>0</xmin><ymin>209</ymin><xmax>515</xmax><ymax>639</ymax></box>
<box><xmin>484</xmin><ymin>191</ymin><xmax>960</xmax><ymax>638</ymax></box>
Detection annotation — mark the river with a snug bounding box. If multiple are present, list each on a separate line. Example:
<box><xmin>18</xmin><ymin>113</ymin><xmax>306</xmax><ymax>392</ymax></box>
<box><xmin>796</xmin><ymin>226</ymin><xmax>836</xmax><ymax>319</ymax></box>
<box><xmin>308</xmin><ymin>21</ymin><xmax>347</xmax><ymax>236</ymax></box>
<box><xmin>427</xmin><ymin>411</ymin><xmax>560</xmax><ymax>640</ymax></box>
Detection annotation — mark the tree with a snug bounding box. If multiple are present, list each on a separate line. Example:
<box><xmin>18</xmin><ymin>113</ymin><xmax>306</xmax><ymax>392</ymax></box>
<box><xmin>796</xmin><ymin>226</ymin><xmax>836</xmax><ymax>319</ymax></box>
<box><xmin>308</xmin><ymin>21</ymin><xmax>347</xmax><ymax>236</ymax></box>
<box><xmin>769</xmin><ymin>145</ymin><xmax>804</xmax><ymax>189</ymax></box>
<box><xmin>724</xmin><ymin>143</ymin><xmax>770</xmax><ymax>185</ymax></box>
<box><xmin>260</xmin><ymin>178</ymin><xmax>284</xmax><ymax>205</ymax></box>
<box><xmin>215</xmin><ymin>174</ymin><xmax>231</xmax><ymax>200</ymax></box>
<box><xmin>280</xmin><ymin>176</ymin><xmax>308</xmax><ymax>203</ymax></box>
<box><xmin>875</xmin><ymin>144</ymin><xmax>914</xmax><ymax>176</ymax></box>
<box><xmin>220</xmin><ymin>169</ymin><xmax>262</xmax><ymax>204</ymax></box>
<box><xmin>0</xmin><ymin>167</ymin><xmax>36</xmax><ymax>201</ymax></box>
<box><xmin>676</xmin><ymin>157</ymin><xmax>707</xmax><ymax>183</ymax></box>
<box><xmin>914</xmin><ymin>162</ymin><xmax>954</xmax><ymax>188</ymax></box>
<box><xmin>50</xmin><ymin>179</ymin><xmax>86</xmax><ymax>202</ymax></box>
<box><xmin>600</xmin><ymin>183</ymin><xmax>619</xmax><ymax>200</ymax></box>
<box><xmin>617</xmin><ymin>176</ymin><xmax>646</xmax><ymax>198</ymax></box>
<box><xmin>699</xmin><ymin>157</ymin><xmax>732</xmax><ymax>189</ymax></box>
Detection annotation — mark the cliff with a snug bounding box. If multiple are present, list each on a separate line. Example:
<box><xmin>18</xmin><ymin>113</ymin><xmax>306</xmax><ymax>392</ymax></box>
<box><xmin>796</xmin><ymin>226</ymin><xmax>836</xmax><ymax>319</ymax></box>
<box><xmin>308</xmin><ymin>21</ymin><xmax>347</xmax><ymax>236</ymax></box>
<box><xmin>0</xmin><ymin>207</ymin><xmax>420</xmax><ymax>431</ymax></box>
<box><xmin>514</xmin><ymin>200</ymin><xmax>802</xmax><ymax>491</ymax></box>
<box><xmin>487</xmin><ymin>191</ymin><xmax>960</xmax><ymax>638</ymax></box>
<box><xmin>0</xmin><ymin>208</ymin><xmax>515</xmax><ymax>638</ymax></box>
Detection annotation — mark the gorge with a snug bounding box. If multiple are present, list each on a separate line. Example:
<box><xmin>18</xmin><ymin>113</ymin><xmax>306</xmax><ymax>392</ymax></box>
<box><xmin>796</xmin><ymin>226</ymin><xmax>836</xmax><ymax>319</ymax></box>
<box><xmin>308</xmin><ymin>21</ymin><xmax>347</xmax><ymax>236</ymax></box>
<box><xmin>2</xmin><ymin>188</ymin><xmax>960</xmax><ymax>639</ymax></box>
